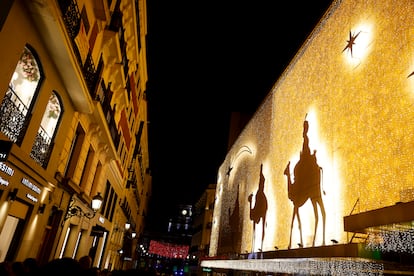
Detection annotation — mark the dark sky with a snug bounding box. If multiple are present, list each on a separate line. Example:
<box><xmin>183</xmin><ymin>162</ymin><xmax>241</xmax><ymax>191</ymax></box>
<box><xmin>145</xmin><ymin>1</ymin><xmax>333</xmax><ymax>232</ymax></box>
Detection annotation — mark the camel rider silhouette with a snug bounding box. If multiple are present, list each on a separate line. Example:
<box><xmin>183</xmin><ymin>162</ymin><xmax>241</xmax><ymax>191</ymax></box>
<box><xmin>301</xmin><ymin>120</ymin><xmax>311</xmax><ymax>156</ymax></box>
<box><xmin>285</xmin><ymin>118</ymin><xmax>326</xmax><ymax>248</ymax></box>
<box><xmin>295</xmin><ymin>119</ymin><xmax>318</xmax><ymax>192</ymax></box>
<box><xmin>248</xmin><ymin>164</ymin><xmax>268</xmax><ymax>252</ymax></box>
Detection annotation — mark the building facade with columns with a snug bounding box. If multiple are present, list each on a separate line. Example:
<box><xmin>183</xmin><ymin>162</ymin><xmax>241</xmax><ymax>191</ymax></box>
<box><xmin>0</xmin><ymin>0</ymin><xmax>150</xmax><ymax>270</ymax></box>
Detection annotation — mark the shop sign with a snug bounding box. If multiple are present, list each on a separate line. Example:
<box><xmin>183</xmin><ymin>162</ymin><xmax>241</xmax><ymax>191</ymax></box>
<box><xmin>26</xmin><ymin>193</ymin><xmax>38</xmax><ymax>202</ymax></box>
<box><xmin>21</xmin><ymin>177</ymin><xmax>41</xmax><ymax>194</ymax></box>
<box><xmin>0</xmin><ymin>162</ymin><xmax>14</xmax><ymax>176</ymax></box>
<box><xmin>0</xmin><ymin>176</ymin><xmax>9</xmax><ymax>186</ymax></box>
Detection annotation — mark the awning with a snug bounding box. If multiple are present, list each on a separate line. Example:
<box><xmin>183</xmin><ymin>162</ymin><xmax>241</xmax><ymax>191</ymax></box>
<box><xmin>90</xmin><ymin>225</ymin><xmax>106</xmax><ymax>237</ymax></box>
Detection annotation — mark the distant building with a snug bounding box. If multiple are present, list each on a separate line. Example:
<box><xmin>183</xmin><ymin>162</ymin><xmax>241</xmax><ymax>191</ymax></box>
<box><xmin>167</xmin><ymin>204</ymin><xmax>193</xmax><ymax>243</ymax></box>
<box><xmin>190</xmin><ymin>184</ymin><xmax>216</xmax><ymax>259</ymax></box>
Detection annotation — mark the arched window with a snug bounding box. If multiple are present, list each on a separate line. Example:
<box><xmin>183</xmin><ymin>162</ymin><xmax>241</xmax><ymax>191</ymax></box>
<box><xmin>0</xmin><ymin>45</ymin><xmax>43</xmax><ymax>144</ymax></box>
<box><xmin>30</xmin><ymin>91</ymin><xmax>64</xmax><ymax>167</ymax></box>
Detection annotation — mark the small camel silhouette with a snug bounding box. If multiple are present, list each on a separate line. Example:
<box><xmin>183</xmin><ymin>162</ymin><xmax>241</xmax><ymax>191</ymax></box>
<box><xmin>283</xmin><ymin>119</ymin><xmax>326</xmax><ymax>249</ymax></box>
<box><xmin>248</xmin><ymin>164</ymin><xmax>268</xmax><ymax>252</ymax></box>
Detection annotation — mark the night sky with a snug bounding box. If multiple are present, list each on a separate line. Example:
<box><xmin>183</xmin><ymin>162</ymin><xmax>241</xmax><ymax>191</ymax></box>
<box><xmin>145</xmin><ymin>1</ymin><xmax>333</xmax><ymax>232</ymax></box>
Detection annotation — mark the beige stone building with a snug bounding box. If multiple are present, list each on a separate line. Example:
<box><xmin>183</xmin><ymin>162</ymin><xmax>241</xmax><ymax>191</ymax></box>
<box><xmin>0</xmin><ymin>0</ymin><xmax>150</xmax><ymax>270</ymax></box>
<box><xmin>202</xmin><ymin>0</ymin><xmax>414</xmax><ymax>274</ymax></box>
<box><xmin>191</xmin><ymin>184</ymin><xmax>216</xmax><ymax>259</ymax></box>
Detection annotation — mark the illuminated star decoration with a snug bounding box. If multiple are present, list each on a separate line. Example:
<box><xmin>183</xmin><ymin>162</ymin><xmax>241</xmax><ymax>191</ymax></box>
<box><xmin>226</xmin><ymin>145</ymin><xmax>253</xmax><ymax>177</ymax></box>
<box><xmin>342</xmin><ymin>30</ymin><xmax>361</xmax><ymax>57</ymax></box>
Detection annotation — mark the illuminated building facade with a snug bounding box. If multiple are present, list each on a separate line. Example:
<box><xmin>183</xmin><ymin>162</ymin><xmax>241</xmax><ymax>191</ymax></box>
<box><xmin>203</xmin><ymin>0</ymin><xmax>414</xmax><ymax>274</ymax></box>
<box><xmin>0</xmin><ymin>0</ymin><xmax>151</xmax><ymax>270</ymax></box>
<box><xmin>191</xmin><ymin>184</ymin><xmax>216</xmax><ymax>259</ymax></box>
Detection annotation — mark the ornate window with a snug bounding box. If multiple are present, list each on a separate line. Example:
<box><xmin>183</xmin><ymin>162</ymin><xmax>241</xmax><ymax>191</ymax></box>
<box><xmin>0</xmin><ymin>45</ymin><xmax>43</xmax><ymax>144</ymax></box>
<box><xmin>30</xmin><ymin>91</ymin><xmax>63</xmax><ymax>167</ymax></box>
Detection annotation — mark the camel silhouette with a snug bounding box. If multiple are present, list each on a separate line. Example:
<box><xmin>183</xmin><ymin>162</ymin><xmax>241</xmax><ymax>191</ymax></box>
<box><xmin>283</xmin><ymin>119</ymin><xmax>326</xmax><ymax>249</ymax></box>
<box><xmin>248</xmin><ymin>164</ymin><xmax>268</xmax><ymax>252</ymax></box>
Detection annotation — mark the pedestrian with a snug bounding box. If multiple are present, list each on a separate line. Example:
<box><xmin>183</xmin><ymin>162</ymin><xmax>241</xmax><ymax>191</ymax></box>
<box><xmin>78</xmin><ymin>255</ymin><xmax>92</xmax><ymax>270</ymax></box>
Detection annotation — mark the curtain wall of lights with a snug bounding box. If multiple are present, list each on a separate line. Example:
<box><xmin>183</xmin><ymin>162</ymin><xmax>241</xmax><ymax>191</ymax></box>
<box><xmin>209</xmin><ymin>0</ymin><xmax>414</xmax><ymax>259</ymax></box>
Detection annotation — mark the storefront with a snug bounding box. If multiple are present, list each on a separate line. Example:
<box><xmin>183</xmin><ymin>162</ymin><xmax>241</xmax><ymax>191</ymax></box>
<box><xmin>0</xmin><ymin>158</ymin><xmax>51</xmax><ymax>262</ymax></box>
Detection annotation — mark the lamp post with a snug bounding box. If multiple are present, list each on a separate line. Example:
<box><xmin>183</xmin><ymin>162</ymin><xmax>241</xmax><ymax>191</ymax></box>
<box><xmin>62</xmin><ymin>193</ymin><xmax>103</xmax><ymax>224</ymax></box>
<box><xmin>91</xmin><ymin>193</ymin><xmax>103</xmax><ymax>211</ymax></box>
<box><xmin>113</xmin><ymin>221</ymin><xmax>138</xmax><ymax>270</ymax></box>
<box><xmin>125</xmin><ymin>221</ymin><xmax>131</xmax><ymax>230</ymax></box>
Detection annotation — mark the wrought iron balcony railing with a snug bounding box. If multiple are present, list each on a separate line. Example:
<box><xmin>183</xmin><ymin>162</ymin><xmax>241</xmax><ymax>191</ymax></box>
<box><xmin>30</xmin><ymin>126</ymin><xmax>53</xmax><ymax>168</ymax></box>
<box><xmin>0</xmin><ymin>88</ymin><xmax>30</xmax><ymax>144</ymax></box>
<box><xmin>57</xmin><ymin>0</ymin><xmax>99</xmax><ymax>98</ymax></box>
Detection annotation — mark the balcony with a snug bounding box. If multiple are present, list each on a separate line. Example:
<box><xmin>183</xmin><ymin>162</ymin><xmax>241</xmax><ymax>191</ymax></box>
<box><xmin>24</xmin><ymin>0</ymin><xmax>98</xmax><ymax>113</ymax></box>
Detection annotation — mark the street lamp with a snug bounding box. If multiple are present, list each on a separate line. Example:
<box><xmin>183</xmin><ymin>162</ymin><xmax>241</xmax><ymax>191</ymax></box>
<box><xmin>62</xmin><ymin>193</ymin><xmax>103</xmax><ymax>223</ymax></box>
<box><xmin>125</xmin><ymin>221</ymin><xmax>131</xmax><ymax>230</ymax></box>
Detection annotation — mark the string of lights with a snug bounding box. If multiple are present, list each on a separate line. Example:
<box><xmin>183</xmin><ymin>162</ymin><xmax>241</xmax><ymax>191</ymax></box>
<box><xmin>201</xmin><ymin>258</ymin><xmax>384</xmax><ymax>275</ymax></box>
<box><xmin>366</xmin><ymin>226</ymin><xmax>414</xmax><ymax>254</ymax></box>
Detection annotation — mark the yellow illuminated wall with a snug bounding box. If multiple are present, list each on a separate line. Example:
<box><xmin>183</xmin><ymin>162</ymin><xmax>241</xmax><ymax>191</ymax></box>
<box><xmin>210</xmin><ymin>0</ymin><xmax>414</xmax><ymax>255</ymax></box>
